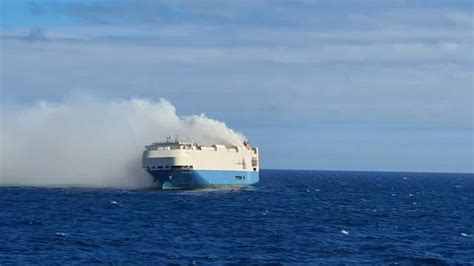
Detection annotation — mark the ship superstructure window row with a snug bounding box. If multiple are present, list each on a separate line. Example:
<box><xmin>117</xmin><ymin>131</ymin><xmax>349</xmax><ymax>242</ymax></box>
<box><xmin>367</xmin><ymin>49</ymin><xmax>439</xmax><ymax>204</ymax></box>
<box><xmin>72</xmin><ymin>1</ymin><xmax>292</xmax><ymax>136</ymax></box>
<box><xmin>144</xmin><ymin>165</ymin><xmax>193</xmax><ymax>170</ymax></box>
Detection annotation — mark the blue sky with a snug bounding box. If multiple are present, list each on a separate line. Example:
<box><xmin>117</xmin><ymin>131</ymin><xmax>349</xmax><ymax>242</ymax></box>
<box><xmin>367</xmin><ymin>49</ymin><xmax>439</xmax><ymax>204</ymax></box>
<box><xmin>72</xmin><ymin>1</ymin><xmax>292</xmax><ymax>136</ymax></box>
<box><xmin>1</xmin><ymin>0</ymin><xmax>473</xmax><ymax>172</ymax></box>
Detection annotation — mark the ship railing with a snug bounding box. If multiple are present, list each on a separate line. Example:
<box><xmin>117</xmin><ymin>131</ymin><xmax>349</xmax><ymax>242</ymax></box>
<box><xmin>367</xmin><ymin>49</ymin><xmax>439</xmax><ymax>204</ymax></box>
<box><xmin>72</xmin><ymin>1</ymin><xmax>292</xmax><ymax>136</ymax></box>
<box><xmin>145</xmin><ymin>143</ymin><xmax>258</xmax><ymax>153</ymax></box>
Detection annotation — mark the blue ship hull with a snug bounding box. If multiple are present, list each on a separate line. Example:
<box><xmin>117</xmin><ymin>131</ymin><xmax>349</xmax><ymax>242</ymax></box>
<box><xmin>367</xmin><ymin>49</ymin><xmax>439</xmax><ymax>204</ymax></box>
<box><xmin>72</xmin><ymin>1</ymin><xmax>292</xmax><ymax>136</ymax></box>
<box><xmin>147</xmin><ymin>169</ymin><xmax>259</xmax><ymax>190</ymax></box>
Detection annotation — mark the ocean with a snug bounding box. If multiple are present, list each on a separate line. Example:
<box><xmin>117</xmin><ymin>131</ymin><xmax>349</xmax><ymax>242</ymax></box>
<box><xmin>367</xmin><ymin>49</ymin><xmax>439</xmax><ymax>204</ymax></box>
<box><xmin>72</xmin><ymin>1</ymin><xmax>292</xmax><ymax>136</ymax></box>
<box><xmin>1</xmin><ymin>170</ymin><xmax>473</xmax><ymax>264</ymax></box>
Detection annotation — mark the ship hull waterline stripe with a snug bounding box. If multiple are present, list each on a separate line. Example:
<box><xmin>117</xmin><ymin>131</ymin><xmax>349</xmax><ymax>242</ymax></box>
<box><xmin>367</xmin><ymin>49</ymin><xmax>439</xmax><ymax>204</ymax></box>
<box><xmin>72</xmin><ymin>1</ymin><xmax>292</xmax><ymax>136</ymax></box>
<box><xmin>146</xmin><ymin>169</ymin><xmax>259</xmax><ymax>190</ymax></box>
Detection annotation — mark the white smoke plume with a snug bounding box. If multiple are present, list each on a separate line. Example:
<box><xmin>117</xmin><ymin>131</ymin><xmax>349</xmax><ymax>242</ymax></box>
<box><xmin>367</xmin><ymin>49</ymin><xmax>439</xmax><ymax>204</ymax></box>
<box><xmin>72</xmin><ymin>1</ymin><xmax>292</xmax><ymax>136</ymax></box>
<box><xmin>0</xmin><ymin>98</ymin><xmax>246</xmax><ymax>189</ymax></box>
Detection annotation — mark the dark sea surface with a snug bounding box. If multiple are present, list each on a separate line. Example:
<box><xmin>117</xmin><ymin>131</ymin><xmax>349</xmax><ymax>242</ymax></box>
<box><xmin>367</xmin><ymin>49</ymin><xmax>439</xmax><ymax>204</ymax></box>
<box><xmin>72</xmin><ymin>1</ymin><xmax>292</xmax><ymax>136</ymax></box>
<box><xmin>1</xmin><ymin>170</ymin><xmax>473</xmax><ymax>264</ymax></box>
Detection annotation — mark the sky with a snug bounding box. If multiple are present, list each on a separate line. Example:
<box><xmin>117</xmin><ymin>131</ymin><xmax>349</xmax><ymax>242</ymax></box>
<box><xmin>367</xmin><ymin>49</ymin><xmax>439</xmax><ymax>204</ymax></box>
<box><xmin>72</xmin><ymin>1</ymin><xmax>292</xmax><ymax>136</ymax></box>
<box><xmin>0</xmin><ymin>0</ymin><xmax>473</xmax><ymax>173</ymax></box>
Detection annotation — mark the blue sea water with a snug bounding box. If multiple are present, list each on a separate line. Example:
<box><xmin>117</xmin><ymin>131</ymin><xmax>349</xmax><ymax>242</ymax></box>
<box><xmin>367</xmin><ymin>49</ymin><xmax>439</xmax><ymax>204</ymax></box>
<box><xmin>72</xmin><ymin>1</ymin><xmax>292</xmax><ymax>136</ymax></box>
<box><xmin>1</xmin><ymin>170</ymin><xmax>473</xmax><ymax>264</ymax></box>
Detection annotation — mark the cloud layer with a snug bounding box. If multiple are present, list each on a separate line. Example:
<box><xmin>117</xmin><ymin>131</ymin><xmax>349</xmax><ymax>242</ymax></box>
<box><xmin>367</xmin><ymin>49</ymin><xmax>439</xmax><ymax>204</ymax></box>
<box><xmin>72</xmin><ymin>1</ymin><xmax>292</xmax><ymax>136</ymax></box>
<box><xmin>1</xmin><ymin>0</ymin><xmax>472</xmax><ymax>172</ymax></box>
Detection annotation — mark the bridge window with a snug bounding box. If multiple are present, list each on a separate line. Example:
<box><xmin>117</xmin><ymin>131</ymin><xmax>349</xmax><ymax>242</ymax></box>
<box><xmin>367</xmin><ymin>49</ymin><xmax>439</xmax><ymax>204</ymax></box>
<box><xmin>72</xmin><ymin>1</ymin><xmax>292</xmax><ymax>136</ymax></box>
<box><xmin>252</xmin><ymin>158</ymin><xmax>258</xmax><ymax>167</ymax></box>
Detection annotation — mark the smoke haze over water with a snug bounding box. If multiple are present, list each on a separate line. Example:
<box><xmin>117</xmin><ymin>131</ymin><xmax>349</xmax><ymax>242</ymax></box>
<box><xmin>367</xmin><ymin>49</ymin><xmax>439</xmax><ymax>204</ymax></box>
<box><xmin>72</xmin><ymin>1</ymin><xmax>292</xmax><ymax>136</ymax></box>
<box><xmin>0</xmin><ymin>98</ymin><xmax>246</xmax><ymax>188</ymax></box>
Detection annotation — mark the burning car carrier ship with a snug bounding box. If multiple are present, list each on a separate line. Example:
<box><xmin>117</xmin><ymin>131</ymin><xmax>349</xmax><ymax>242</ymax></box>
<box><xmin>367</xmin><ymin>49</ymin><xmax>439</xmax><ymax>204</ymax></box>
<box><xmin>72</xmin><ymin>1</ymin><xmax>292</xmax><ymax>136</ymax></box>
<box><xmin>142</xmin><ymin>139</ymin><xmax>259</xmax><ymax>189</ymax></box>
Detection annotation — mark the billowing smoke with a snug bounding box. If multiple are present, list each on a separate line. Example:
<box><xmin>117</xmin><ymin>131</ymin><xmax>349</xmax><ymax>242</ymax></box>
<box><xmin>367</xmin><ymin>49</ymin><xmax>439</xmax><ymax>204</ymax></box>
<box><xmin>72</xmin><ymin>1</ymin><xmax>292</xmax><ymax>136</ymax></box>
<box><xmin>0</xmin><ymin>98</ymin><xmax>246</xmax><ymax>189</ymax></box>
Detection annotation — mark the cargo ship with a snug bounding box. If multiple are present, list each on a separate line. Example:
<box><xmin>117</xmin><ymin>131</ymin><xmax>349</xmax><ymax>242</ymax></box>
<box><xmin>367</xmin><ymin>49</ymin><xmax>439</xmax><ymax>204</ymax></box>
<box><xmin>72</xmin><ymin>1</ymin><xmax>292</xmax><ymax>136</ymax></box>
<box><xmin>142</xmin><ymin>139</ymin><xmax>259</xmax><ymax>189</ymax></box>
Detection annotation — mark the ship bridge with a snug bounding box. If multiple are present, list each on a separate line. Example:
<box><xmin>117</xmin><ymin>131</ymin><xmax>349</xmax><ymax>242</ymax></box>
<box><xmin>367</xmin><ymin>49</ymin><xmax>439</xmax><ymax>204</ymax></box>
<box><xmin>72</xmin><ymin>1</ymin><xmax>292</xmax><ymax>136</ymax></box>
<box><xmin>145</xmin><ymin>141</ymin><xmax>258</xmax><ymax>154</ymax></box>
